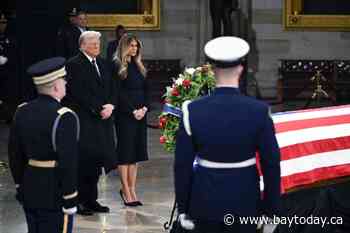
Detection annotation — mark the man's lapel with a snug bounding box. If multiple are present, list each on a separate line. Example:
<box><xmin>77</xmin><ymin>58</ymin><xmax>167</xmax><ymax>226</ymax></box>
<box><xmin>96</xmin><ymin>58</ymin><xmax>104</xmax><ymax>82</ymax></box>
<box><xmin>80</xmin><ymin>52</ymin><xmax>103</xmax><ymax>85</ymax></box>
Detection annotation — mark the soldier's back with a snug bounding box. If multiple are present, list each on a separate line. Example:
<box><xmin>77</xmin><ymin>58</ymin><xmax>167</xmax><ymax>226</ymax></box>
<box><xmin>185</xmin><ymin>87</ymin><xmax>271</xmax><ymax>220</ymax></box>
<box><xmin>189</xmin><ymin>87</ymin><xmax>269</xmax><ymax>162</ymax></box>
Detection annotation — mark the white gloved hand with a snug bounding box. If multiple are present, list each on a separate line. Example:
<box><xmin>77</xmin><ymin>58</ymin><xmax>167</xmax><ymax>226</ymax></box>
<box><xmin>62</xmin><ymin>206</ymin><xmax>77</xmax><ymax>215</ymax></box>
<box><xmin>179</xmin><ymin>213</ymin><xmax>195</xmax><ymax>230</ymax></box>
<box><xmin>0</xmin><ymin>56</ymin><xmax>8</xmax><ymax>65</ymax></box>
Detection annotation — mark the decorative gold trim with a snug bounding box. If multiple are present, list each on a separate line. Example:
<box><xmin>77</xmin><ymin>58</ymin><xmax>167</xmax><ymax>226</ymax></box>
<box><xmin>87</xmin><ymin>0</ymin><xmax>160</xmax><ymax>30</ymax></box>
<box><xmin>28</xmin><ymin>159</ymin><xmax>57</xmax><ymax>168</ymax></box>
<box><xmin>17</xmin><ymin>102</ymin><xmax>28</xmax><ymax>108</ymax></box>
<box><xmin>284</xmin><ymin>0</ymin><xmax>350</xmax><ymax>31</ymax></box>
<box><xmin>33</xmin><ymin>67</ymin><xmax>66</xmax><ymax>85</ymax></box>
<box><xmin>57</xmin><ymin>107</ymin><xmax>73</xmax><ymax>115</ymax></box>
<box><xmin>62</xmin><ymin>214</ymin><xmax>68</xmax><ymax>233</ymax></box>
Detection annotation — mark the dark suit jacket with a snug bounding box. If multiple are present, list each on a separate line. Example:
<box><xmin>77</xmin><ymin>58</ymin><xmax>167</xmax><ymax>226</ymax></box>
<box><xmin>64</xmin><ymin>52</ymin><xmax>118</xmax><ymax>172</ymax></box>
<box><xmin>175</xmin><ymin>87</ymin><xmax>281</xmax><ymax>221</ymax></box>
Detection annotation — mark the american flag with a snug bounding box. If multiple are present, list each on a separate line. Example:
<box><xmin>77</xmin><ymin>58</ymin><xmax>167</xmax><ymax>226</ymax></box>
<box><xmin>260</xmin><ymin>105</ymin><xmax>350</xmax><ymax>193</ymax></box>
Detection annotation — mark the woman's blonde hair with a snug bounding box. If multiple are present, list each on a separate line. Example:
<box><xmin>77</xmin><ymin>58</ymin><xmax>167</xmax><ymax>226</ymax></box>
<box><xmin>113</xmin><ymin>34</ymin><xmax>146</xmax><ymax>79</ymax></box>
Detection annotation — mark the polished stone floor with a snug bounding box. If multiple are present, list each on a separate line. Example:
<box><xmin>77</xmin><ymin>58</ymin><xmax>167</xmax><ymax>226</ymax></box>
<box><xmin>0</xmin><ymin>116</ymin><xmax>276</xmax><ymax>233</ymax></box>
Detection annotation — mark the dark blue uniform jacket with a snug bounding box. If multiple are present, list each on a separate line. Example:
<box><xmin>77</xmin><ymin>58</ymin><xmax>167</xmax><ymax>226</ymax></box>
<box><xmin>174</xmin><ymin>87</ymin><xmax>281</xmax><ymax>221</ymax></box>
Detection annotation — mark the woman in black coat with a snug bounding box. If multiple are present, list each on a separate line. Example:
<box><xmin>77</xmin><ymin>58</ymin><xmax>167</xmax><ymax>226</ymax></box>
<box><xmin>113</xmin><ymin>34</ymin><xmax>149</xmax><ymax>206</ymax></box>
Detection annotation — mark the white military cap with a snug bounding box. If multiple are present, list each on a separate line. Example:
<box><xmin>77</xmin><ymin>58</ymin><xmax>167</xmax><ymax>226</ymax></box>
<box><xmin>204</xmin><ymin>36</ymin><xmax>250</xmax><ymax>68</ymax></box>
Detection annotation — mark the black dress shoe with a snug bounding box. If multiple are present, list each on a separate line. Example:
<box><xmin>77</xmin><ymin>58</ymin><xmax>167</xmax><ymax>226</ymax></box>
<box><xmin>77</xmin><ymin>204</ymin><xmax>94</xmax><ymax>216</ymax></box>
<box><xmin>87</xmin><ymin>201</ymin><xmax>110</xmax><ymax>213</ymax></box>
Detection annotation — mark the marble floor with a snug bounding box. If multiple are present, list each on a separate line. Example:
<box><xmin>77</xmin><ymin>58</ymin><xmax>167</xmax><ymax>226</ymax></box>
<box><xmin>0</xmin><ymin>116</ymin><xmax>276</xmax><ymax>233</ymax></box>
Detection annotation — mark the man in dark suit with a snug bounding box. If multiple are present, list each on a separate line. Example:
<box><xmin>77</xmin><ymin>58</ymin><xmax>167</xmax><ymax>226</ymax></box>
<box><xmin>56</xmin><ymin>10</ymin><xmax>89</xmax><ymax>59</ymax></box>
<box><xmin>106</xmin><ymin>25</ymin><xmax>126</xmax><ymax>62</ymax></box>
<box><xmin>8</xmin><ymin>57</ymin><xmax>79</xmax><ymax>233</ymax></box>
<box><xmin>64</xmin><ymin>30</ymin><xmax>117</xmax><ymax>215</ymax></box>
<box><xmin>174</xmin><ymin>36</ymin><xmax>281</xmax><ymax>233</ymax></box>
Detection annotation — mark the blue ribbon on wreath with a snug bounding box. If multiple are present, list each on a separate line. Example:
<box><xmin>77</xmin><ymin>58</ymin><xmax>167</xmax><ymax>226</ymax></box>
<box><xmin>163</xmin><ymin>103</ymin><xmax>182</xmax><ymax>118</ymax></box>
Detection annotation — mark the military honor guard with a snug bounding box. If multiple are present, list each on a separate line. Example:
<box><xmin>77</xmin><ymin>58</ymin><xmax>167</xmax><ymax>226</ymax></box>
<box><xmin>0</xmin><ymin>25</ymin><xmax>17</xmax><ymax>123</ymax></box>
<box><xmin>0</xmin><ymin>40</ymin><xmax>8</xmax><ymax>65</ymax></box>
<box><xmin>56</xmin><ymin>9</ymin><xmax>89</xmax><ymax>59</ymax></box>
<box><xmin>174</xmin><ymin>36</ymin><xmax>281</xmax><ymax>233</ymax></box>
<box><xmin>8</xmin><ymin>57</ymin><xmax>79</xmax><ymax>233</ymax></box>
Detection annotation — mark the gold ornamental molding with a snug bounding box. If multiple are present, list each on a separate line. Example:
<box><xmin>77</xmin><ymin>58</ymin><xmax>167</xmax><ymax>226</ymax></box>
<box><xmin>87</xmin><ymin>0</ymin><xmax>160</xmax><ymax>31</ymax></box>
<box><xmin>284</xmin><ymin>0</ymin><xmax>350</xmax><ymax>31</ymax></box>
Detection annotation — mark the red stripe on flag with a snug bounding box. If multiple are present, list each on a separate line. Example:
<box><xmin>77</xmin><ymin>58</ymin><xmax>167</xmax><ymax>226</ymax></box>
<box><xmin>274</xmin><ymin>115</ymin><xmax>350</xmax><ymax>133</ymax></box>
<box><xmin>281</xmin><ymin>164</ymin><xmax>350</xmax><ymax>193</ymax></box>
<box><xmin>280</xmin><ymin>136</ymin><xmax>350</xmax><ymax>160</ymax></box>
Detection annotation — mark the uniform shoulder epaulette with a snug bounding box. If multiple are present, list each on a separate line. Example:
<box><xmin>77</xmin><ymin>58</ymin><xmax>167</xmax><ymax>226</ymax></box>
<box><xmin>17</xmin><ymin>102</ymin><xmax>28</xmax><ymax>108</ymax></box>
<box><xmin>53</xmin><ymin>107</ymin><xmax>80</xmax><ymax>152</ymax></box>
<box><xmin>12</xmin><ymin>102</ymin><xmax>28</xmax><ymax>121</ymax></box>
<box><xmin>57</xmin><ymin>107</ymin><xmax>73</xmax><ymax>115</ymax></box>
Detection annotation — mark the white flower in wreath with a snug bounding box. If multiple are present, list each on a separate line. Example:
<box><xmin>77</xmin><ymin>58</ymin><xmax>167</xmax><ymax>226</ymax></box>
<box><xmin>166</xmin><ymin>86</ymin><xmax>173</xmax><ymax>92</ymax></box>
<box><xmin>175</xmin><ymin>77</ymin><xmax>184</xmax><ymax>86</ymax></box>
<box><xmin>196</xmin><ymin>66</ymin><xmax>202</xmax><ymax>72</ymax></box>
<box><xmin>185</xmin><ymin>67</ymin><xmax>196</xmax><ymax>76</ymax></box>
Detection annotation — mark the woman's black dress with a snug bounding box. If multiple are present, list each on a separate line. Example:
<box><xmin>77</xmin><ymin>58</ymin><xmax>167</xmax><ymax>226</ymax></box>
<box><xmin>115</xmin><ymin>60</ymin><xmax>149</xmax><ymax>164</ymax></box>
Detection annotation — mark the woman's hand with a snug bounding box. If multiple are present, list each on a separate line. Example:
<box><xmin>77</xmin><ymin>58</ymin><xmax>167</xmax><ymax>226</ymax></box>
<box><xmin>139</xmin><ymin>106</ymin><xmax>148</xmax><ymax>119</ymax></box>
<box><xmin>142</xmin><ymin>106</ymin><xmax>148</xmax><ymax>113</ymax></box>
<box><xmin>100</xmin><ymin>104</ymin><xmax>114</xmax><ymax>119</ymax></box>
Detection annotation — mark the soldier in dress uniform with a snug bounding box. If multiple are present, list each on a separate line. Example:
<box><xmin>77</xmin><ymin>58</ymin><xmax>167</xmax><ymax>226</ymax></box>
<box><xmin>0</xmin><ymin>35</ymin><xmax>8</xmax><ymax>65</ymax></box>
<box><xmin>0</xmin><ymin>14</ymin><xmax>19</xmax><ymax>123</ymax></box>
<box><xmin>174</xmin><ymin>36</ymin><xmax>281</xmax><ymax>233</ymax></box>
<box><xmin>0</xmin><ymin>29</ymin><xmax>9</xmax><ymax>121</ymax></box>
<box><xmin>8</xmin><ymin>57</ymin><xmax>79</xmax><ymax>233</ymax></box>
<box><xmin>56</xmin><ymin>9</ymin><xmax>89</xmax><ymax>59</ymax></box>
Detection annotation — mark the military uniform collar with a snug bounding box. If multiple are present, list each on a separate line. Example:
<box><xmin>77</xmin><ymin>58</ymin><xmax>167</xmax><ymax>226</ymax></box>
<box><xmin>38</xmin><ymin>94</ymin><xmax>61</xmax><ymax>103</ymax></box>
<box><xmin>213</xmin><ymin>87</ymin><xmax>240</xmax><ymax>95</ymax></box>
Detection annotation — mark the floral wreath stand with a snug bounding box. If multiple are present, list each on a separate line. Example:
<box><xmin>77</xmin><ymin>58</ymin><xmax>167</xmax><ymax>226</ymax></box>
<box><xmin>158</xmin><ymin>64</ymin><xmax>216</xmax><ymax>153</ymax></box>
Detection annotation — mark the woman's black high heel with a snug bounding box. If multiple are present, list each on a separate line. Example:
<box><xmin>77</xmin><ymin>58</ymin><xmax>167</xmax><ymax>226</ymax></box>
<box><xmin>119</xmin><ymin>189</ymin><xmax>126</xmax><ymax>202</ymax></box>
<box><xmin>135</xmin><ymin>201</ymin><xmax>143</xmax><ymax>206</ymax></box>
<box><xmin>119</xmin><ymin>190</ymin><xmax>138</xmax><ymax>207</ymax></box>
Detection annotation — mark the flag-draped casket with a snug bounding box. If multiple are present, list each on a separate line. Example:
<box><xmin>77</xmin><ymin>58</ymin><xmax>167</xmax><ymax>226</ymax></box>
<box><xmin>260</xmin><ymin>105</ymin><xmax>350</xmax><ymax>193</ymax></box>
